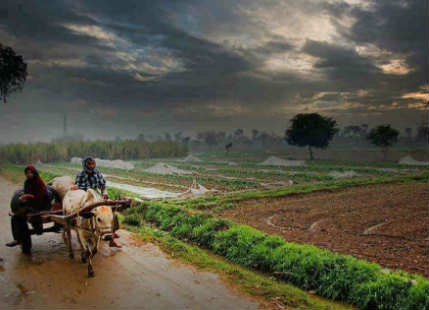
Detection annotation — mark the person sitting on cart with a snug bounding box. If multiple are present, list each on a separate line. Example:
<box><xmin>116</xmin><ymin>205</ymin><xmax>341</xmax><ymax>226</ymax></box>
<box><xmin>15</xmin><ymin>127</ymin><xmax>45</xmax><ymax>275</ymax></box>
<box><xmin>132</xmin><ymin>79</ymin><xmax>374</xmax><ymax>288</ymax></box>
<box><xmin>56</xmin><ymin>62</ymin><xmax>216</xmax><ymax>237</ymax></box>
<box><xmin>70</xmin><ymin>157</ymin><xmax>121</xmax><ymax>248</ymax></box>
<box><xmin>6</xmin><ymin>165</ymin><xmax>60</xmax><ymax>249</ymax></box>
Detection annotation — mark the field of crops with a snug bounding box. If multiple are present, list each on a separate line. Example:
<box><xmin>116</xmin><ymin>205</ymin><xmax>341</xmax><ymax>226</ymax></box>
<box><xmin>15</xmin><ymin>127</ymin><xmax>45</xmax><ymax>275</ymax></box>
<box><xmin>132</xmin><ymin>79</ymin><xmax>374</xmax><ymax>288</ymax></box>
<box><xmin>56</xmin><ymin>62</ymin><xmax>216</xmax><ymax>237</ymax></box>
<box><xmin>2</xmin><ymin>150</ymin><xmax>428</xmax><ymax>310</ymax></box>
<box><xmin>39</xmin><ymin>150</ymin><xmax>425</xmax><ymax>194</ymax></box>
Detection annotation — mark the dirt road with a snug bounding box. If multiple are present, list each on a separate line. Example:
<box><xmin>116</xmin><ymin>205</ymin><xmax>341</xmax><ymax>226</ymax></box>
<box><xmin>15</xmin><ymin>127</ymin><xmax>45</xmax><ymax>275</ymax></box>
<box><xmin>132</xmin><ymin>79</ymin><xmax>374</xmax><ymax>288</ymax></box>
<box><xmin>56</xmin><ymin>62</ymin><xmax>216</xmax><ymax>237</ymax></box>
<box><xmin>0</xmin><ymin>176</ymin><xmax>260</xmax><ymax>309</ymax></box>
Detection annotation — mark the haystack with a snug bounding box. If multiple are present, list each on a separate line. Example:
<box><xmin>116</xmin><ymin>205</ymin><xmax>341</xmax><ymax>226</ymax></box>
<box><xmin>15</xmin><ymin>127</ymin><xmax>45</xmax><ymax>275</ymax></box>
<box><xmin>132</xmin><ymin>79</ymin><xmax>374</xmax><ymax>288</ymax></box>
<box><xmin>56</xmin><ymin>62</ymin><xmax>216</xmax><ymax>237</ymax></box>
<box><xmin>145</xmin><ymin>162</ymin><xmax>192</xmax><ymax>175</ymax></box>
<box><xmin>259</xmin><ymin>156</ymin><xmax>305</xmax><ymax>167</ymax></box>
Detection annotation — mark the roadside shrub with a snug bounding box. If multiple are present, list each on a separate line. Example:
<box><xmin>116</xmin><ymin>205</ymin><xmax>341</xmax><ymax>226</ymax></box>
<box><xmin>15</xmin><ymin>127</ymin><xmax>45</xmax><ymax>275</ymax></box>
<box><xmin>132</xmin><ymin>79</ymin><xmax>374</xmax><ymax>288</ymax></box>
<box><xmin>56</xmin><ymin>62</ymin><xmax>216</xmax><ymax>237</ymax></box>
<box><xmin>320</xmin><ymin>255</ymin><xmax>381</xmax><ymax>301</ymax></box>
<box><xmin>349</xmin><ymin>273</ymin><xmax>413</xmax><ymax>310</ymax></box>
<box><xmin>246</xmin><ymin>235</ymin><xmax>285</xmax><ymax>271</ymax></box>
<box><xmin>191</xmin><ymin>218</ymin><xmax>230</xmax><ymax>248</ymax></box>
<box><xmin>213</xmin><ymin>225</ymin><xmax>266</xmax><ymax>267</ymax></box>
<box><xmin>405</xmin><ymin>279</ymin><xmax>429</xmax><ymax>310</ymax></box>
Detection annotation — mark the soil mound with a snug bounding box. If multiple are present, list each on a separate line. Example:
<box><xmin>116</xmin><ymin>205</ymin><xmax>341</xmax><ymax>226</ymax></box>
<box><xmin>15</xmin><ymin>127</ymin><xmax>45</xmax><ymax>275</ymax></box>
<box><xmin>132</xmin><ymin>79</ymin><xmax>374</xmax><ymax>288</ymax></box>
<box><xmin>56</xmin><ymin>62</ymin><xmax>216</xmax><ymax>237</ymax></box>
<box><xmin>182</xmin><ymin>155</ymin><xmax>202</xmax><ymax>162</ymax></box>
<box><xmin>398</xmin><ymin>155</ymin><xmax>429</xmax><ymax>166</ymax></box>
<box><xmin>70</xmin><ymin>157</ymin><xmax>82</xmax><ymax>164</ymax></box>
<box><xmin>259</xmin><ymin>156</ymin><xmax>305</xmax><ymax>167</ymax></box>
<box><xmin>95</xmin><ymin>158</ymin><xmax>135</xmax><ymax>170</ymax></box>
<box><xmin>69</xmin><ymin>157</ymin><xmax>134</xmax><ymax>170</ymax></box>
<box><xmin>145</xmin><ymin>162</ymin><xmax>192</xmax><ymax>175</ymax></box>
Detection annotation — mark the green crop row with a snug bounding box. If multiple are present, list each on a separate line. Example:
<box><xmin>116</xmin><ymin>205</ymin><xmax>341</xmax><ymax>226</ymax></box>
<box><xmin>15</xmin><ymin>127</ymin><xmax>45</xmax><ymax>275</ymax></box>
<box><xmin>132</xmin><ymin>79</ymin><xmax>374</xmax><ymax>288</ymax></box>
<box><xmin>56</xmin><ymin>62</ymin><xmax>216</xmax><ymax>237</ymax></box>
<box><xmin>162</xmin><ymin>174</ymin><xmax>261</xmax><ymax>190</ymax></box>
<box><xmin>174</xmin><ymin>172</ymin><xmax>428</xmax><ymax>210</ymax></box>
<box><xmin>123</xmin><ymin>202</ymin><xmax>428</xmax><ymax>310</ymax></box>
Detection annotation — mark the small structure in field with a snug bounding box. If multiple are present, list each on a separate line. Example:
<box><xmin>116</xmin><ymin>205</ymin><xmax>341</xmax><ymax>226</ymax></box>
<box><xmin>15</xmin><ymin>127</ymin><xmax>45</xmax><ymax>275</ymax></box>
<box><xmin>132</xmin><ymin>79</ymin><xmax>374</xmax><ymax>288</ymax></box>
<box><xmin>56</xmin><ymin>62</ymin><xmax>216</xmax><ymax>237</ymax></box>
<box><xmin>179</xmin><ymin>179</ymin><xmax>213</xmax><ymax>198</ymax></box>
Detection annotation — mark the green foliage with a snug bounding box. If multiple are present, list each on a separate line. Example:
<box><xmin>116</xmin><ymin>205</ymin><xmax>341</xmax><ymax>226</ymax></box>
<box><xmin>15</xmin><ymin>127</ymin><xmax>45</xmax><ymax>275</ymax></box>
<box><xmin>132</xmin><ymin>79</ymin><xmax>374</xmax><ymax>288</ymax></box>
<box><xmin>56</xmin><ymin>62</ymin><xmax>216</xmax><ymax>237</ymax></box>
<box><xmin>366</xmin><ymin>125</ymin><xmax>400</xmax><ymax>160</ymax></box>
<box><xmin>0</xmin><ymin>139</ymin><xmax>188</xmax><ymax>164</ymax></box>
<box><xmin>367</xmin><ymin>125</ymin><xmax>399</xmax><ymax>148</ymax></box>
<box><xmin>124</xmin><ymin>201</ymin><xmax>429</xmax><ymax>310</ymax></box>
<box><xmin>0</xmin><ymin>43</ymin><xmax>27</xmax><ymax>103</ymax></box>
<box><xmin>286</xmin><ymin>113</ymin><xmax>338</xmax><ymax>159</ymax></box>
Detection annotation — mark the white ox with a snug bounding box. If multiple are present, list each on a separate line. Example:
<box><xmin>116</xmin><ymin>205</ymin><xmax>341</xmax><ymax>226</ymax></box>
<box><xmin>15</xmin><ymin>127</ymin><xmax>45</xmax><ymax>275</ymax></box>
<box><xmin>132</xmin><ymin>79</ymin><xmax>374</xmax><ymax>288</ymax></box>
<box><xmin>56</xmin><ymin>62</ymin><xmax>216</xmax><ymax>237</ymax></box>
<box><xmin>50</xmin><ymin>176</ymin><xmax>115</xmax><ymax>277</ymax></box>
<box><xmin>63</xmin><ymin>189</ymin><xmax>115</xmax><ymax>277</ymax></box>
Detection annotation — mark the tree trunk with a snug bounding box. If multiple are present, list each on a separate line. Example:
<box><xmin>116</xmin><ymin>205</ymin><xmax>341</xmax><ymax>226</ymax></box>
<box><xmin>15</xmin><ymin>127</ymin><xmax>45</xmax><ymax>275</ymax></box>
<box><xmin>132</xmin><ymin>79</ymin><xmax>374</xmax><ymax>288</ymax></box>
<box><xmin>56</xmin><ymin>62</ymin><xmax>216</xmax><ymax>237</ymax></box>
<box><xmin>308</xmin><ymin>145</ymin><xmax>314</xmax><ymax>161</ymax></box>
<box><xmin>382</xmin><ymin>147</ymin><xmax>388</xmax><ymax>161</ymax></box>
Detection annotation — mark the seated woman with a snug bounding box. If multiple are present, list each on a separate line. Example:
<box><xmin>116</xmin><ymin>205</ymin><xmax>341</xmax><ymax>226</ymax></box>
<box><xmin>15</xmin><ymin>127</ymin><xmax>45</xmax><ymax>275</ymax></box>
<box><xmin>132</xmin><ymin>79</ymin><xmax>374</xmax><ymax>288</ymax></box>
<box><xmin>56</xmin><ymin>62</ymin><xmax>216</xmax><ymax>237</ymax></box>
<box><xmin>6</xmin><ymin>165</ymin><xmax>60</xmax><ymax>248</ymax></box>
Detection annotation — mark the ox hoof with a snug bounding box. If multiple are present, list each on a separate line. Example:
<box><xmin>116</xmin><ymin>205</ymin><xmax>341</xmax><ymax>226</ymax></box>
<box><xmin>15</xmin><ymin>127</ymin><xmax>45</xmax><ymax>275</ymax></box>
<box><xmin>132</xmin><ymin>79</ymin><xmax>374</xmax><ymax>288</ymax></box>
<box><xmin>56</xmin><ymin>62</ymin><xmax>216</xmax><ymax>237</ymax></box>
<box><xmin>69</xmin><ymin>253</ymin><xmax>74</xmax><ymax>259</ymax></box>
<box><xmin>81</xmin><ymin>256</ymin><xmax>87</xmax><ymax>263</ymax></box>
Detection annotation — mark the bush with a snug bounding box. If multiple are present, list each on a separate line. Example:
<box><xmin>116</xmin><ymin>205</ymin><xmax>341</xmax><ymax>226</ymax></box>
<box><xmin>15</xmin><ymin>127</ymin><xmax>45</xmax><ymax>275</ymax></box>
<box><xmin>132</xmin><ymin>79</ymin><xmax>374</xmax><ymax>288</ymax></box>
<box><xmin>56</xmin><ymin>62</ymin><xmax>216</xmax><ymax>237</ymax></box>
<box><xmin>123</xmin><ymin>201</ymin><xmax>429</xmax><ymax>310</ymax></box>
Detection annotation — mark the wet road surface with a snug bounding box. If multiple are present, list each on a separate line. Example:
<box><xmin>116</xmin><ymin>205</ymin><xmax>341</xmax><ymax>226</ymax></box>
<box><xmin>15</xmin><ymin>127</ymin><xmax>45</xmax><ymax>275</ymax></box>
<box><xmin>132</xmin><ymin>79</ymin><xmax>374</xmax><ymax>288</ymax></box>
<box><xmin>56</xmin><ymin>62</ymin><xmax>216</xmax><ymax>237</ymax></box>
<box><xmin>0</xmin><ymin>176</ymin><xmax>260</xmax><ymax>309</ymax></box>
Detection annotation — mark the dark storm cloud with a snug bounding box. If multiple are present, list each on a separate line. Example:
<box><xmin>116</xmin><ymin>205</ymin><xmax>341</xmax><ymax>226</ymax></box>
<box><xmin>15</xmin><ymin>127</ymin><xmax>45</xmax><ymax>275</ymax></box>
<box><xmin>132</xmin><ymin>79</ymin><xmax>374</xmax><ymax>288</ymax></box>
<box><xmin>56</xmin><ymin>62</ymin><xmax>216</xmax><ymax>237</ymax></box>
<box><xmin>335</xmin><ymin>0</ymin><xmax>427</xmax><ymax>89</ymax></box>
<box><xmin>302</xmin><ymin>39</ymin><xmax>382</xmax><ymax>88</ymax></box>
<box><xmin>0</xmin><ymin>0</ymin><xmax>426</xmax><ymax>143</ymax></box>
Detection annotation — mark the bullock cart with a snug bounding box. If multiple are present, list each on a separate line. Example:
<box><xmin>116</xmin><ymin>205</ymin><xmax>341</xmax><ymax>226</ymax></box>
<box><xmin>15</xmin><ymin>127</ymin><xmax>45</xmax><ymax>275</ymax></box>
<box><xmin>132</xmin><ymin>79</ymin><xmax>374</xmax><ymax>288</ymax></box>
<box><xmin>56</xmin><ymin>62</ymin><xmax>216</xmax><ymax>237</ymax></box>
<box><xmin>9</xmin><ymin>199</ymin><xmax>133</xmax><ymax>256</ymax></box>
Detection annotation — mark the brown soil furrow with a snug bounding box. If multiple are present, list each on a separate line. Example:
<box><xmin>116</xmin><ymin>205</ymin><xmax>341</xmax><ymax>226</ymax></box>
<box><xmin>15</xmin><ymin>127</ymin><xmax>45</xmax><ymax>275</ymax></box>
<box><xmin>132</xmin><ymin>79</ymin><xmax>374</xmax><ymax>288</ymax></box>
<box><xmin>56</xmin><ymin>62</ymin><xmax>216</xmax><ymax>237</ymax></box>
<box><xmin>219</xmin><ymin>183</ymin><xmax>429</xmax><ymax>277</ymax></box>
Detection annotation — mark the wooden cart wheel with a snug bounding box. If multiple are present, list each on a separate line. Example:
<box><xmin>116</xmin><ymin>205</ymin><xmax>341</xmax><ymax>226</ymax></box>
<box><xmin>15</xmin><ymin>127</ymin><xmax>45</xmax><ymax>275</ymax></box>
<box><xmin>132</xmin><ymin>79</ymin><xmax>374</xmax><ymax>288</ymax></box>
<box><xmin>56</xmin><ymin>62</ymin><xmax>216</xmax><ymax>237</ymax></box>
<box><xmin>20</xmin><ymin>224</ymin><xmax>32</xmax><ymax>254</ymax></box>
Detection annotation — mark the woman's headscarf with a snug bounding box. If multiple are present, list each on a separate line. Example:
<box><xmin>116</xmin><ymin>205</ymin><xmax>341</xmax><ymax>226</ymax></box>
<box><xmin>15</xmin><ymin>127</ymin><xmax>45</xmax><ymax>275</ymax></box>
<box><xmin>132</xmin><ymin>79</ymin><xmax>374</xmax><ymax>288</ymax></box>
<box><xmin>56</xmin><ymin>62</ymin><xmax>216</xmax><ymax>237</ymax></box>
<box><xmin>24</xmin><ymin>165</ymin><xmax>48</xmax><ymax>206</ymax></box>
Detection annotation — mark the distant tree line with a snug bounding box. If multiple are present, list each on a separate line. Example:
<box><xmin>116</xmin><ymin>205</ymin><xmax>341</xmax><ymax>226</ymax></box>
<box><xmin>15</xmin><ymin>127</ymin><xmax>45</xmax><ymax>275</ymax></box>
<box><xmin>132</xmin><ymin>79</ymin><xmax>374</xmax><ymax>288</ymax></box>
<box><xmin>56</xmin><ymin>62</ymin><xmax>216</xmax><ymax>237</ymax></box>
<box><xmin>174</xmin><ymin>129</ymin><xmax>284</xmax><ymax>149</ymax></box>
<box><xmin>0</xmin><ymin>139</ymin><xmax>188</xmax><ymax>164</ymax></box>
<box><xmin>337</xmin><ymin>122</ymin><xmax>428</xmax><ymax>143</ymax></box>
<box><xmin>174</xmin><ymin>112</ymin><xmax>427</xmax><ymax>161</ymax></box>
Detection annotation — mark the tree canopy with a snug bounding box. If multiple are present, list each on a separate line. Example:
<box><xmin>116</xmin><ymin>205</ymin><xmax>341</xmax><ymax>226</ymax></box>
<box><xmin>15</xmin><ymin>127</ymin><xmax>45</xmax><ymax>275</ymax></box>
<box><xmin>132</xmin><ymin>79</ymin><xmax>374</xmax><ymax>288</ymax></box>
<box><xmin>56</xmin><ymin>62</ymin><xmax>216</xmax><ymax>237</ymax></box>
<box><xmin>366</xmin><ymin>125</ymin><xmax>399</xmax><ymax>160</ymax></box>
<box><xmin>0</xmin><ymin>43</ymin><xmax>27</xmax><ymax>103</ymax></box>
<box><xmin>285</xmin><ymin>113</ymin><xmax>338</xmax><ymax>160</ymax></box>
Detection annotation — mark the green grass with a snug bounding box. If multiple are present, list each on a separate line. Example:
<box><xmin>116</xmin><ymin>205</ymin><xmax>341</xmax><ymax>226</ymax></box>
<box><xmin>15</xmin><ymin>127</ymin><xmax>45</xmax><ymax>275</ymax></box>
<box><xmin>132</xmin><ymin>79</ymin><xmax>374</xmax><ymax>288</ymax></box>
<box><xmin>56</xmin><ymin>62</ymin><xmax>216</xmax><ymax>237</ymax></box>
<box><xmin>123</xmin><ymin>202</ymin><xmax>429</xmax><ymax>310</ymax></box>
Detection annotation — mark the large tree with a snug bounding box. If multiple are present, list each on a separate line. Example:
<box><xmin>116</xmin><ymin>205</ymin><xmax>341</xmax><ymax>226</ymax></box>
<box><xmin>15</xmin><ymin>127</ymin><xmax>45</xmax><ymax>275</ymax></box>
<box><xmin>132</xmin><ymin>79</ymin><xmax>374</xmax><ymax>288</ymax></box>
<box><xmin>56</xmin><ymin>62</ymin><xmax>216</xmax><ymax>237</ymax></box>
<box><xmin>0</xmin><ymin>43</ymin><xmax>27</xmax><ymax>103</ymax></box>
<box><xmin>366</xmin><ymin>125</ymin><xmax>399</xmax><ymax>160</ymax></box>
<box><xmin>285</xmin><ymin>113</ymin><xmax>338</xmax><ymax>160</ymax></box>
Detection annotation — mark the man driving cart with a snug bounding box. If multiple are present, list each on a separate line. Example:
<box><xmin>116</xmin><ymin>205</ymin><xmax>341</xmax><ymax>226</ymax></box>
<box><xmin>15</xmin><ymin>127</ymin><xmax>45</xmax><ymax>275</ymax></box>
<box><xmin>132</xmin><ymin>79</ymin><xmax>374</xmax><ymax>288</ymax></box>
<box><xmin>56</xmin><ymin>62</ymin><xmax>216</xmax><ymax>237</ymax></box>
<box><xmin>70</xmin><ymin>157</ymin><xmax>121</xmax><ymax>248</ymax></box>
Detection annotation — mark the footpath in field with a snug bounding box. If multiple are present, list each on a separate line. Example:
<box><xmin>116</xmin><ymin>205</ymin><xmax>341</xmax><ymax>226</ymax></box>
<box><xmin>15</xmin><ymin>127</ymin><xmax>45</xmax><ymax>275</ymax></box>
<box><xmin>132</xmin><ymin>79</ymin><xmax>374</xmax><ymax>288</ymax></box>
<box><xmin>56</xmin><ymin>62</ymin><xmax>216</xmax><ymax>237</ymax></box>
<box><xmin>217</xmin><ymin>182</ymin><xmax>429</xmax><ymax>278</ymax></box>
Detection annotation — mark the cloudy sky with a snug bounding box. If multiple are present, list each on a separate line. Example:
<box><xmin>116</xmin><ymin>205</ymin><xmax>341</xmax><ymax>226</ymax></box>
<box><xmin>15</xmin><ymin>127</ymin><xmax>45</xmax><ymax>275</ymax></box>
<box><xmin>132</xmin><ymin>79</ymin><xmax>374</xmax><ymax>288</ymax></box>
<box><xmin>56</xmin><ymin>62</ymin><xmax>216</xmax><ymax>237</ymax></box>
<box><xmin>0</xmin><ymin>0</ymin><xmax>427</xmax><ymax>143</ymax></box>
